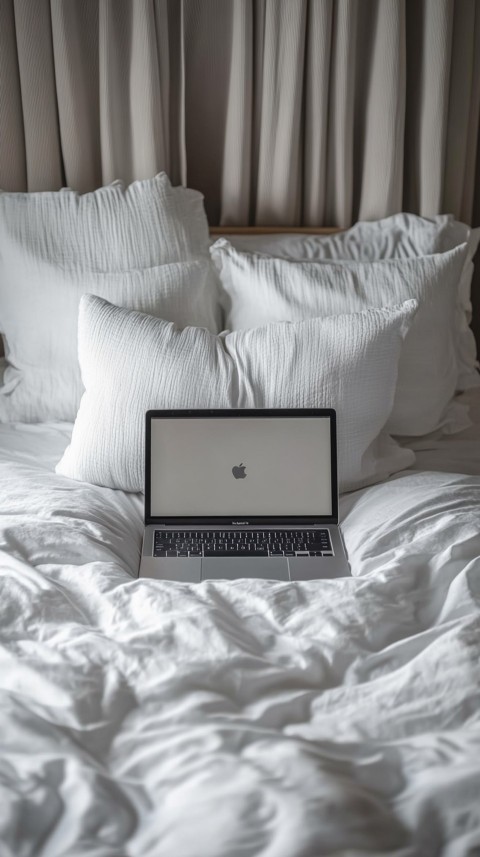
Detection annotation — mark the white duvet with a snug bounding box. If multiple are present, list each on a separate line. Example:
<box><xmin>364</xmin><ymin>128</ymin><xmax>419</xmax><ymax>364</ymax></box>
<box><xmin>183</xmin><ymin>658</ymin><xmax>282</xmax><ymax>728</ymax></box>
<box><xmin>0</xmin><ymin>393</ymin><xmax>479</xmax><ymax>857</ymax></box>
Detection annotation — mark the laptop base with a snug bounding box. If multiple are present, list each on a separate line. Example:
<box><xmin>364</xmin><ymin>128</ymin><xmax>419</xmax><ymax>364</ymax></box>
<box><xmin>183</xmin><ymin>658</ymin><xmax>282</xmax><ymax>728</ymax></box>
<box><xmin>139</xmin><ymin>532</ymin><xmax>350</xmax><ymax>582</ymax></box>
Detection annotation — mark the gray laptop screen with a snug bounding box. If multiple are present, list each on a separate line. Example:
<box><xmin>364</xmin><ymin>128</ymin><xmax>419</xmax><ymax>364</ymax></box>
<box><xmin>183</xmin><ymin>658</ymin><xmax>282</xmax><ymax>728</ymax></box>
<box><xmin>149</xmin><ymin>416</ymin><xmax>332</xmax><ymax>518</ymax></box>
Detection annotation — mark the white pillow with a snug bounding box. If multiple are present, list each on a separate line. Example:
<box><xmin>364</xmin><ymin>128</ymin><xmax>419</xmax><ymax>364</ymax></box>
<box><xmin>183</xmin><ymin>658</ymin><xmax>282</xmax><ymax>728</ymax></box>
<box><xmin>0</xmin><ymin>173</ymin><xmax>219</xmax><ymax>423</ymax></box>
<box><xmin>56</xmin><ymin>294</ymin><xmax>418</xmax><ymax>494</ymax></box>
<box><xmin>219</xmin><ymin>213</ymin><xmax>480</xmax><ymax>391</ymax></box>
<box><xmin>210</xmin><ymin>239</ymin><xmax>468</xmax><ymax>437</ymax></box>
<box><xmin>0</xmin><ymin>260</ymin><xmax>218</xmax><ymax>423</ymax></box>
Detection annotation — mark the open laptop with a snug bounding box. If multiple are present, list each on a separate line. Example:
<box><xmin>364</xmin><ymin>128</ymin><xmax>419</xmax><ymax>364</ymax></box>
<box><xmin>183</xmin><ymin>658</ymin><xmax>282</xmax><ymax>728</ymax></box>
<box><xmin>139</xmin><ymin>409</ymin><xmax>350</xmax><ymax>582</ymax></box>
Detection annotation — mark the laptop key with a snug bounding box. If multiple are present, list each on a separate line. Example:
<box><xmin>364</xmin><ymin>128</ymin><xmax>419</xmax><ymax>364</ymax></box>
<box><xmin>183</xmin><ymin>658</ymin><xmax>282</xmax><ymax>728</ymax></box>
<box><xmin>204</xmin><ymin>549</ymin><xmax>269</xmax><ymax>557</ymax></box>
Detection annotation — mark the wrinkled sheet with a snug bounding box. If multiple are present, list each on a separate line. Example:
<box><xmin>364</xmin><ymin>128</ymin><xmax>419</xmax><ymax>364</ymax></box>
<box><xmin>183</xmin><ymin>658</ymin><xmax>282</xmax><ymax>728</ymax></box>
<box><xmin>0</xmin><ymin>393</ymin><xmax>479</xmax><ymax>857</ymax></box>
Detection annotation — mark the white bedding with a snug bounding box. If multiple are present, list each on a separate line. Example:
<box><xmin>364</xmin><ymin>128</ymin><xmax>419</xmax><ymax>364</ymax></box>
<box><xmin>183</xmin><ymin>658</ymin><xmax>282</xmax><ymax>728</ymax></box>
<box><xmin>0</xmin><ymin>392</ymin><xmax>479</xmax><ymax>857</ymax></box>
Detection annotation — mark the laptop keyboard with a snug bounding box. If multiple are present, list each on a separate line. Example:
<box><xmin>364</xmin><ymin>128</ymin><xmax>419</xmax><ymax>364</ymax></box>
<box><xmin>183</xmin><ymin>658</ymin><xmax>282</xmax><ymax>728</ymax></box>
<box><xmin>153</xmin><ymin>530</ymin><xmax>333</xmax><ymax>558</ymax></box>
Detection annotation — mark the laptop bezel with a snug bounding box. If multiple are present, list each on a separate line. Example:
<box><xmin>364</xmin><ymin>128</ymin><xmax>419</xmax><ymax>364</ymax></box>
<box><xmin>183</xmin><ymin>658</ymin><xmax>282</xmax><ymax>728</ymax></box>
<box><xmin>144</xmin><ymin>409</ymin><xmax>338</xmax><ymax>526</ymax></box>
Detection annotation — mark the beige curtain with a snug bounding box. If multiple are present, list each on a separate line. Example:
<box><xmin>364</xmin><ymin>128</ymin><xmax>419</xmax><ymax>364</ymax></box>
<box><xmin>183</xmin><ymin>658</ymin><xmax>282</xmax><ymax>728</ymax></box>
<box><xmin>0</xmin><ymin>0</ymin><xmax>479</xmax><ymax>229</ymax></box>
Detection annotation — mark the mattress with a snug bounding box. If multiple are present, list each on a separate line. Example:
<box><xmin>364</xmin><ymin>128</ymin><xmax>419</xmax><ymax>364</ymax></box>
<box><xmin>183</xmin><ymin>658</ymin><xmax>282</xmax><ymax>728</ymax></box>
<box><xmin>0</xmin><ymin>391</ymin><xmax>479</xmax><ymax>857</ymax></box>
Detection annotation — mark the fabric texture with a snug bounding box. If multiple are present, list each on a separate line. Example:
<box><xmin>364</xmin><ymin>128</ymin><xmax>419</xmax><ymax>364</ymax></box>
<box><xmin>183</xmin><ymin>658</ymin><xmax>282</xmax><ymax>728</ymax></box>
<box><xmin>2</xmin><ymin>394</ymin><xmax>480</xmax><ymax>854</ymax></box>
<box><xmin>220</xmin><ymin>213</ymin><xmax>480</xmax><ymax>390</ymax></box>
<box><xmin>56</xmin><ymin>294</ymin><xmax>418</xmax><ymax>494</ymax></box>
<box><xmin>0</xmin><ymin>1</ymin><xmax>478</xmax><ymax>228</ymax></box>
<box><xmin>0</xmin><ymin>173</ymin><xmax>219</xmax><ymax>423</ymax></box>
<box><xmin>211</xmin><ymin>239</ymin><xmax>468</xmax><ymax>437</ymax></box>
<box><xmin>0</xmin><ymin>1</ymin><xmax>479</xmax><ymax>343</ymax></box>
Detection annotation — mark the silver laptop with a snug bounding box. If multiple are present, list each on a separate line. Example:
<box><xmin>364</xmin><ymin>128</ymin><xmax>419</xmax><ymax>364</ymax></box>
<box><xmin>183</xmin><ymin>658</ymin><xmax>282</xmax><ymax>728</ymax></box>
<box><xmin>139</xmin><ymin>409</ymin><xmax>350</xmax><ymax>582</ymax></box>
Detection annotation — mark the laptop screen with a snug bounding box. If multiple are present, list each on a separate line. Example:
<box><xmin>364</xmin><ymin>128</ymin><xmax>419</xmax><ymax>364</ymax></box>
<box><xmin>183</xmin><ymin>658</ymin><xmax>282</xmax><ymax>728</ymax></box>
<box><xmin>147</xmin><ymin>413</ymin><xmax>334</xmax><ymax>521</ymax></box>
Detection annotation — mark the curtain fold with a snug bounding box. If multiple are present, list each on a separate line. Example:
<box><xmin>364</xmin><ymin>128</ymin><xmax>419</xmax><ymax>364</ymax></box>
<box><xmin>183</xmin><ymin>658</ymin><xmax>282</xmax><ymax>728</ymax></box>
<box><xmin>51</xmin><ymin>0</ymin><xmax>101</xmax><ymax>192</ymax></box>
<box><xmin>0</xmin><ymin>0</ymin><xmax>27</xmax><ymax>191</ymax></box>
<box><xmin>352</xmin><ymin>0</ymin><xmax>406</xmax><ymax>222</ymax></box>
<box><xmin>253</xmin><ymin>0</ymin><xmax>307</xmax><ymax>225</ymax></box>
<box><xmin>11</xmin><ymin>0</ymin><xmax>64</xmax><ymax>190</ymax></box>
<box><xmin>0</xmin><ymin>0</ymin><xmax>478</xmax><ymax>230</ymax></box>
<box><xmin>219</xmin><ymin>0</ymin><xmax>252</xmax><ymax>226</ymax></box>
<box><xmin>303</xmin><ymin>0</ymin><xmax>332</xmax><ymax>226</ymax></box>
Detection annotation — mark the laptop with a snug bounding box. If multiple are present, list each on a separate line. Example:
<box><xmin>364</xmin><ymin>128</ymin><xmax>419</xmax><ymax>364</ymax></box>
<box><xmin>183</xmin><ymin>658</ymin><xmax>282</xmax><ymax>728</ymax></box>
<box><xmin>139</xmin><ymin>409</ymin><xmax>350</xmax><ymax>582</ymax></box>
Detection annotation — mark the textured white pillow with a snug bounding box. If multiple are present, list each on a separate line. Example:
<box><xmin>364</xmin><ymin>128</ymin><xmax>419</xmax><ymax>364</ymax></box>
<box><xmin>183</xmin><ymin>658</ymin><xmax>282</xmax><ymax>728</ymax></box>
<box><xmin>211</xmin><ymin>239</ymin><xmax>468</xmax><ymax>437</ymax></box>
<box><xmin>0</xmin><ymin>260</ymin><xmax>218</xmax><ymax>423</ymax></box>
<box><xmin>219</xmin><ymin>213</ymin><xmax>480</xmax><ymax>391</ymax></box>
<box><xmin>56</xmin><ymin>294</ymin><xmax>418</xmax><ymax>494</ymax></box>
<box><xmin>0</xmin><ymin>173</ymin><xmax>219</xmax><ymax>423</ymax></box>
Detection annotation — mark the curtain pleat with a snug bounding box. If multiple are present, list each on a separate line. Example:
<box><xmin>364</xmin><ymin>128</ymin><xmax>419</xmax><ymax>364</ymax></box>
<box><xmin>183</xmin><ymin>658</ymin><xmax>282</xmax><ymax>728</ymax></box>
<box><xmin>253</xmin><ymin>0</ymin><xmax>307</xmax><ymax>225</ymax></box>
<box><xmin>219</xmin><ymin>1</ymin><xmax>252</xmax><ymax>226</ymax></box>
<box><xmin>11</xmin><ymin>0</ymin><xmax>63</xmax><ymax>190</ymax></box>
<box><xmin>97</xmin><ymin>0</ymin><xmax>168</xmax><ymax>185</ymax></box>
<box><xmin>353</xmin><ymin>0</ymin><xmax>406</xmax><ymax>222</ymax></box>
<box><xmin>404</xmin><ymin>0</ymin><xmax>454</xmax><ymax>216</ymax></box>
<box><xmin>324</xmin><ymin>0</ymin><xmax>357</xmax><ymax>227</ymax></box>
<box><xmin>303</xmin><ymin>0</ymin><xmax>332</xmax><ymax>226</ymax></box>
<box><xmin>51</xmin><ymin>0</ymin><xmax>101</xmax><ymax>192</ymax></box>
<box><xmin>444</xmin><ymin>0</ymin><xmax>480</xmax><ymax>222</ymax></box>
<box><xmin>182</xmin><ymin>0</ymin><xmax>242</xmax><ymax>224</ymax></box>
<box><xmin>0</xmin><ymin>0</ymin><xmax>479</xmax><ymax>228</ymax></box>
<box><xmin>0</xmin><ymin>0</ymin><xmax>26</xmax><ymax>191</ymax></box>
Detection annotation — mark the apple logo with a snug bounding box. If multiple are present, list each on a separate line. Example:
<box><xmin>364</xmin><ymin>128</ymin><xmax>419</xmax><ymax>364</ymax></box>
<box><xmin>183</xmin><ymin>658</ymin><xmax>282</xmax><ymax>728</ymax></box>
<box><xmin>232</xmin><ymin>463</ymin><xmax>247</xmax><ymax>479</ymax></box>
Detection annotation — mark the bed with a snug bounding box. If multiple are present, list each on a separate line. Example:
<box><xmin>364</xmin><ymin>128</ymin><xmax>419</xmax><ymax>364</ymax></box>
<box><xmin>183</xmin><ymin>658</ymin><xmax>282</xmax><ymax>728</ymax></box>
<box><xmin>1</xmin><ymin>183</ymin><xmax>480</xmax><ymax>856</ymax></box>
<box><xmin>0</xmin><ymin>389</ymin><xmax>479</xmax><ymax>856</ymax></box>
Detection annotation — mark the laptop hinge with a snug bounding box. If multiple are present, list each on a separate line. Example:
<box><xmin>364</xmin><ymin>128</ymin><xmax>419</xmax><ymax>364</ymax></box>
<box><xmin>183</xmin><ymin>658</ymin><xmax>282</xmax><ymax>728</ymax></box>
<box><xmin>147</xmin><ymin>521</ymin><xmax>337</xmax><ymax>527</ymax></box>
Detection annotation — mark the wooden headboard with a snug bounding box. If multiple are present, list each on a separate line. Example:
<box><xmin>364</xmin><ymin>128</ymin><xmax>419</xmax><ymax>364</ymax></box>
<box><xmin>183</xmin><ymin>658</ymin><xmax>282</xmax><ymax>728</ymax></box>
<box><xmin>209</xmin><ymin>226</ymin><xmax>341</xmax><ymax>235</ymax></box>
